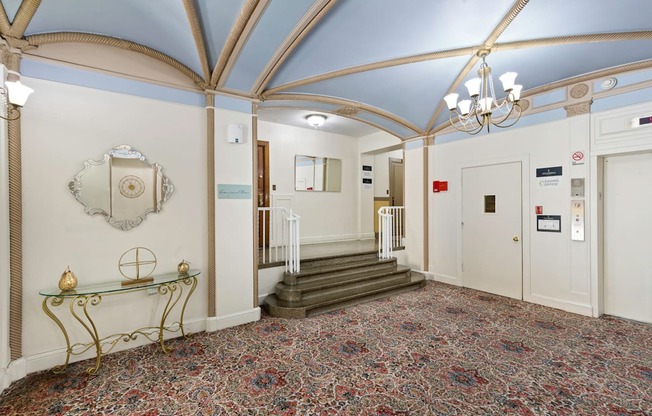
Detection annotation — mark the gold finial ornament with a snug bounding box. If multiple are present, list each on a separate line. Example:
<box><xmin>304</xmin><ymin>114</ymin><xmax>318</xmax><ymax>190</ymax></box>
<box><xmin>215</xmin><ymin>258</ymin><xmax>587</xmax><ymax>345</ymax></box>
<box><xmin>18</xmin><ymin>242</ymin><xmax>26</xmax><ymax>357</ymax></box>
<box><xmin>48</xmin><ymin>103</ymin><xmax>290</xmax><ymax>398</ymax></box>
<box><xmin>177</xmin><ymin>259</ymin><xmax>190</xmax><ymax>274</ymax></box>
<box><xmin>58</xmin><ymin>266</ymin><xmax>78</xmax><ymax>291</ymax></box>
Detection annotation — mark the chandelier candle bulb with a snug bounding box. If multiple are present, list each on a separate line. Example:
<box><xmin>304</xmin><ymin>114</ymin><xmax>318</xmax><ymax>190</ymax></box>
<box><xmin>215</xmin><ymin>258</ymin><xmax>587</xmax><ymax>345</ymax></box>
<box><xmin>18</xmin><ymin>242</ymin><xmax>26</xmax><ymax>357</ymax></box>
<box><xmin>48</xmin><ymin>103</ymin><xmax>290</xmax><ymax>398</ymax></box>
<box><xmin>458</xmin><ymin>100</ymin><xmax>472</xmax><ymax>116</ymax></box>
<box><xmin>499</xmin><ymin>72</ymin><xmax>518</xmax><ymax>91</ymax></box>
<box><xmin>465</xmin><ymin>78</ymin><xmax>482</xmax><ymax>96</ymax></box>
<box><xmin>511</xmin><ymin>85</ymin><xmax>523</xmax><ymax>101</ymax></box>
<box><xmin>444</xmin><ymin>93</ymin><xmax>459</xmax><ymax>110</ymax></box>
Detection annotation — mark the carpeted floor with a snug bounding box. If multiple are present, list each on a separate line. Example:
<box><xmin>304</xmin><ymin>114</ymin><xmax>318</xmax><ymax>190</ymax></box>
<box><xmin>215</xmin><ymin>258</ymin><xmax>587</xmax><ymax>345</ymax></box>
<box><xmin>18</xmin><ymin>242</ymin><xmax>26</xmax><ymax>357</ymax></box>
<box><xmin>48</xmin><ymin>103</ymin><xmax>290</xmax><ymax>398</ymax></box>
<box><xmin>1</xmin><ymin>281</ymin><xmax>651</xmax><ymax>415</ymax></box>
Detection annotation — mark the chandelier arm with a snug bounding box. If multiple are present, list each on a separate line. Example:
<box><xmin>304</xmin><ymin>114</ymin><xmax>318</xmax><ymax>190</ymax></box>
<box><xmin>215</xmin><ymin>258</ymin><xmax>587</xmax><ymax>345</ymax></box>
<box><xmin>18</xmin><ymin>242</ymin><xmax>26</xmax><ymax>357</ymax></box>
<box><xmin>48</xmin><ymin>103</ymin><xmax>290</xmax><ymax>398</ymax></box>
<box><xmin>448</xmin><ymin>111</ymin><xmax>484</xmax><ymax>135</ymax></box>
<box><xmin>490</xmin><ymin>104</ymin><xmax>523</xmax><ymax>129</ymax></box>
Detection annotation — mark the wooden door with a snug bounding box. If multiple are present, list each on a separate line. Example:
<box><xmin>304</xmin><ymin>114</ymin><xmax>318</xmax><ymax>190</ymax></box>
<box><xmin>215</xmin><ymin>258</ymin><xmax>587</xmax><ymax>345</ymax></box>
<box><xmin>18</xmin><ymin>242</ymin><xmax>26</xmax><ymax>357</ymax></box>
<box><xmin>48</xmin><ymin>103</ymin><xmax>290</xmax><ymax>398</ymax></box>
<box><xmin>257</xmin><ymin>141</ymin><xmax>270</xmax><ymax>248</ymax></box>
<box><xmin>462</xmin><ymin>162</ymin><xmax>523</xmax><ymax>299</ymax></box>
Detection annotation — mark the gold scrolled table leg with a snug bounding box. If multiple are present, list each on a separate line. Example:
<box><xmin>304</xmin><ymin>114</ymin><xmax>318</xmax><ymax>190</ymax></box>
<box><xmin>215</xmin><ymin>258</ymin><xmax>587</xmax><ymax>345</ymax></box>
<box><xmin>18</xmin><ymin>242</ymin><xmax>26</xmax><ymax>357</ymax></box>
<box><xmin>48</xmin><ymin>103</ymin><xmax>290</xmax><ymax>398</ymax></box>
<box><xmin>70</xmin><ymin>294</ymin><xmax>103</xmax><ymax>375</ymax></box>
<box><xmin>179</xmin><ymin>276</ymin><xmax>198</xmax><ymax>338</ymax></box>
<box><xmin>41</xmin><ymin>296</ymin><xmax>71</xmax><ymax>374</ymax></box>
<box><xmin>157</xmin><ymin>282</ymin><xmax>182</xmax><ymax>353</ymax></box>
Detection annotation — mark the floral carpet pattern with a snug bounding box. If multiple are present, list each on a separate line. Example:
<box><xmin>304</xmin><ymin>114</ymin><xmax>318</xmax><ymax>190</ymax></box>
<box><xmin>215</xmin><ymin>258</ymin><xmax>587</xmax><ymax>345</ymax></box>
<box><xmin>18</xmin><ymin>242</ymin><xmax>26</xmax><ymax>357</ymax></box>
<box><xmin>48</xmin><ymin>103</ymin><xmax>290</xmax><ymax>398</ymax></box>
<box><xmin>2</xmin><ymin>281</ymin><xmax>651</xmax><ymax>415</ymax></box>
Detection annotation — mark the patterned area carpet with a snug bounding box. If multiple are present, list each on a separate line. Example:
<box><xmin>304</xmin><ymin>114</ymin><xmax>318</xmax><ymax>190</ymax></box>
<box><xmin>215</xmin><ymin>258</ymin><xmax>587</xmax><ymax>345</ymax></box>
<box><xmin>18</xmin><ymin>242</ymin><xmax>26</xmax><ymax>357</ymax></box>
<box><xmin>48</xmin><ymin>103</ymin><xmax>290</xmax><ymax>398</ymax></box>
<box><xmin>1</xmin><ymin>281</ymin><xmax>651</xmax><ymax>415</ymax></box>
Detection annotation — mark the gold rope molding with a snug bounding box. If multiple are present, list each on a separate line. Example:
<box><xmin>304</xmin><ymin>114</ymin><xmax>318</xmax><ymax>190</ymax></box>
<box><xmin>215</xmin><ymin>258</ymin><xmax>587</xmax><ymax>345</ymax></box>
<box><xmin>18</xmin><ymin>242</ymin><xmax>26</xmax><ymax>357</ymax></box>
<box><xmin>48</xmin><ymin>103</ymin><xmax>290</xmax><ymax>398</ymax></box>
<box><xmin>8</xmin><ymin>112</ymin><xmax>22</xmax><ymax>360</ymax></box>
<box><xmin>26</xmin><ymin>32</ymin><xmax>207</xmax><ymax>89</ymax></box>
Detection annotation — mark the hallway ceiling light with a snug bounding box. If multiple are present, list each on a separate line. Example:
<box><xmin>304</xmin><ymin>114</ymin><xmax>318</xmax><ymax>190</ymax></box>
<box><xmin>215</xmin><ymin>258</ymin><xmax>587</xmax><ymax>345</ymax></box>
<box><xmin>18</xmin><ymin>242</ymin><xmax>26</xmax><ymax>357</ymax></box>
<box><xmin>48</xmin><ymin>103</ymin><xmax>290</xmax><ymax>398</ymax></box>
<box><xmin>443</xmin><ymin>50</ymin><xmax>522</xmax><ymax>135</ymax></box>
<box><xmin>306</xmin><ymin>114</ymin><xmax>326</xmax><ymax>127</ymax></box>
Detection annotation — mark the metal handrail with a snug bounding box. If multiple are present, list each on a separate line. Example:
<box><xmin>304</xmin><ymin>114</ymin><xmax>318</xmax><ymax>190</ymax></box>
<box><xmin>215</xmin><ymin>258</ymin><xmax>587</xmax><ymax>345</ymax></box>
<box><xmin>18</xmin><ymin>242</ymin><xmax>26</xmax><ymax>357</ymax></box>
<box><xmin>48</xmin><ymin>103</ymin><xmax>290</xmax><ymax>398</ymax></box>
<box><xmin>258</xmin><ymin>207</ymin><xmax>301</xmax><ymax>273</ymax></box>
<box><xmin>378</xmin><ymin>206</ymin><xmax>404</xmax><ymax>259</ymax></box>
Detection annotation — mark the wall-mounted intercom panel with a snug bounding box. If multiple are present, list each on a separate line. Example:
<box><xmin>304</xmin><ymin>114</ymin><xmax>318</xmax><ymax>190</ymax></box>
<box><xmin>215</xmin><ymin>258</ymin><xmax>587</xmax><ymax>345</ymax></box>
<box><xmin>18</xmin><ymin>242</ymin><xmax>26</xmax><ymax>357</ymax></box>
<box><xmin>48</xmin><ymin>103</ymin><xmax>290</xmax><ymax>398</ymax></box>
<box><xmin>571</xmin><ymin>178</ymin><xmax>585</xmax><ymax>197</ymax></box>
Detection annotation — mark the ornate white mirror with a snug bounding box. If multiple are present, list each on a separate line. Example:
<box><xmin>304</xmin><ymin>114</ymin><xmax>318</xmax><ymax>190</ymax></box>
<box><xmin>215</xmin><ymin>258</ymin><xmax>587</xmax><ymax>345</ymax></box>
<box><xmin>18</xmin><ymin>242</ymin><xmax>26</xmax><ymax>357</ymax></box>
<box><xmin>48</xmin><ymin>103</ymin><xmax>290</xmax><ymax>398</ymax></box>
<box><xmin>69</xmin><ymin>145</ymin><xmax>174</xmax><ymax>230</ymax></box>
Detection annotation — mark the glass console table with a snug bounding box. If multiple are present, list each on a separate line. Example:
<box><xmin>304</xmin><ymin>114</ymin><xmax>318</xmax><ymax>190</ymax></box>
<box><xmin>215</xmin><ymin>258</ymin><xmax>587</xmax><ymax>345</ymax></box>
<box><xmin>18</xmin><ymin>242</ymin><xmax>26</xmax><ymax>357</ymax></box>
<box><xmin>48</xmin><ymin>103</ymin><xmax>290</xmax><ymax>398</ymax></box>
<box><xmin>39</xmin><ymin>270</ymin><xmax>200</xmax><ymax>375</ymax></box>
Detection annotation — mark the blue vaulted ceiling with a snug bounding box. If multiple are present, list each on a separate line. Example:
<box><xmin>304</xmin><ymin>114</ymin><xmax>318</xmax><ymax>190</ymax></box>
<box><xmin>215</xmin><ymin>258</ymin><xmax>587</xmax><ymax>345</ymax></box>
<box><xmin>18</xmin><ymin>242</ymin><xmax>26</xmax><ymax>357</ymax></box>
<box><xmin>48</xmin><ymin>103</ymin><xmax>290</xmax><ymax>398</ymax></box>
<box><xmin>2</xmin><ymin>0</ymin><xmax>651</xmax><ymax>139</ymax></box>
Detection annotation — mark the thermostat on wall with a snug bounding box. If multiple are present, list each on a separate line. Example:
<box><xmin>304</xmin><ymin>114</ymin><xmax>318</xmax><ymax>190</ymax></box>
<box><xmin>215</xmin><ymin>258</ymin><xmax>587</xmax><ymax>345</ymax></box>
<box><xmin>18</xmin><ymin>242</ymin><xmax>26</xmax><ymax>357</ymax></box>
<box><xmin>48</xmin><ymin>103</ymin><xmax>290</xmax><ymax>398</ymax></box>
<box><xmin>227</xmin><ymin>123</ymin><xmax>244</xmax><ymax>143</ymax></box>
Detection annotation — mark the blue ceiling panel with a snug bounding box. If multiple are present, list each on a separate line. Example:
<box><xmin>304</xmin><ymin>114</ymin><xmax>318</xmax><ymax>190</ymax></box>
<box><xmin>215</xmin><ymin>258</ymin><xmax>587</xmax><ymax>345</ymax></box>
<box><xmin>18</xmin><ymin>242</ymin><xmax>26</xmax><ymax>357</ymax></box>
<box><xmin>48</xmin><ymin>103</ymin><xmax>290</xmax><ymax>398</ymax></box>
<box><xmin>3</xmin><ymin>0</ymin><xmax>20</xmax><ymax>22</ymax></box>
<box><xmin>355</xmin><ymin>112</ymin><xmax>419</xmax><ymax>138</ymax></box>
<box><xmin>225</xmin><ymin>0</ymin><xmax>316</xmax><ymax>92</ymax></box>
<box><xmin>500</xmin><ymin>0</ymin><xmax>652</xmax><ymax>42</ymax></box>
<box><xmin>283</xmin><ymin>55</ymin><xmax>471</xmax><ymax>130</ymax></box>
<box><xmin>27</xmin><ymin>0</ymin><xmax>204</xmax><ymax>76</ymax></box>
<box><xmin>195</xmin><ymin>0</ymin><xmax>246</xmax><ymax>70</ymax></box>
<box><xmin>268</xmin><ymin>0</ymin><xmax>514</xmax><ymax>89</ymax></box>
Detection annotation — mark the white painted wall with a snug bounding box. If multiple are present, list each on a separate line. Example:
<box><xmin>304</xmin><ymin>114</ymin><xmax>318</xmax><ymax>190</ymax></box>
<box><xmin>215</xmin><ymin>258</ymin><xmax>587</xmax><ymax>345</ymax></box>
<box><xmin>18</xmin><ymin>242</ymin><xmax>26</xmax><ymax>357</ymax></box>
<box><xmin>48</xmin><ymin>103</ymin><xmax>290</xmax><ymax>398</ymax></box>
<box><xmin>19</xmin><ymin>77</ymin><xmax>210</xmax><ymax>373</ymax></box>
<box><xmin>213</xmin><ymin>108</ymin><xmax>259</xmax><ymax>326</ymax></box>
<box><xmin>258</xmin><ymin>121</ymin><xmax>362</xmax><ymax>243</ymax></box>
<box><xmin>404</xmin><ymin>142</ymin><xmax>426</xmax><ymax>271</ymax></box>
<box><xmin>429</xmin><ymin>116</ymin><xmax>593</xmax><ymax>315</ymax></box>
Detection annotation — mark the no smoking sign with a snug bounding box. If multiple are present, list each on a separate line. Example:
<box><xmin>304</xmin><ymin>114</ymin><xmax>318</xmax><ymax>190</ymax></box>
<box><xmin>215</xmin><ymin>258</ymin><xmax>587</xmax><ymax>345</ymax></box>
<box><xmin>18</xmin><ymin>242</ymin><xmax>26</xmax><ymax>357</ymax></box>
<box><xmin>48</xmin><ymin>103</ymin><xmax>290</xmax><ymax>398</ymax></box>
<box><xmin>572</xmin><ymin>151</ymin><xmax>585</xmax><ymax>166</ymax></box>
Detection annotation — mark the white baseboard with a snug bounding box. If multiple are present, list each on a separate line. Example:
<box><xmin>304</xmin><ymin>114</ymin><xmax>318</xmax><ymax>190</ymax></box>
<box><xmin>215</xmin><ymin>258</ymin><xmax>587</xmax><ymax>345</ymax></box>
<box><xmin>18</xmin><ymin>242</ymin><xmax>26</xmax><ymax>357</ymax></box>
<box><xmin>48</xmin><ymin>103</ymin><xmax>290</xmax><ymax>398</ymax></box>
<box><xmin>300</xmin><ymin>234</ymin><xmax>362</xmax><ymax>245</ymax></box>
<box><xmin>526</xmin><ymin>294</ymin><xmax>593</xmax><ymax>316</ymax></box>
<box><xmin>205</xmin><ymin>307</ymin><xmax>261</xmax><ymax>332</ymax></box>
<box><xmin>0</xmin><ymin>358</ymin><xmax>26</xmax><ymax>394</ymax></box>
<box><xmin>433</xmin><ymin>273</ymin><xmax>461</xmax><ymax>286</ymax></box>
<box><xmin>412</xmin><ymin>270</ymin><xmax>434</xmax><ymax>280</ymax></box>
<box><xmin>23</xmin><ymin>318</ymin><xmax>206</xmax><ymax>376</ymax></box>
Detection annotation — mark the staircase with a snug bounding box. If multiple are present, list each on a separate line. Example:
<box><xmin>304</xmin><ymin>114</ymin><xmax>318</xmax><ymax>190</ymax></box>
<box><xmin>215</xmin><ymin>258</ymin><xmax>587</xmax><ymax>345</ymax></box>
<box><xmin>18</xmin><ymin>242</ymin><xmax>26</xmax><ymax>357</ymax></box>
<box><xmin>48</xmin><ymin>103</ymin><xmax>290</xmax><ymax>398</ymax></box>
<box><xmin>263</xmin><ymin>250</ymin><xmax>426</xmax><ymax>318</ymax></box>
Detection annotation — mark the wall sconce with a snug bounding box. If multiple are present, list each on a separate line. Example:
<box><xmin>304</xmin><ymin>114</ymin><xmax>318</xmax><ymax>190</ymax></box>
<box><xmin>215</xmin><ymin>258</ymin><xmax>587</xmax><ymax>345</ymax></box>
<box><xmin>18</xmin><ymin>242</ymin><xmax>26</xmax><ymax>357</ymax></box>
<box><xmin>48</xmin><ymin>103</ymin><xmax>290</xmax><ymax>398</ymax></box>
<box><xmin>1</xmin><ymin>79</ymin><xmax>34</xmax><ymax>121</ymax></box>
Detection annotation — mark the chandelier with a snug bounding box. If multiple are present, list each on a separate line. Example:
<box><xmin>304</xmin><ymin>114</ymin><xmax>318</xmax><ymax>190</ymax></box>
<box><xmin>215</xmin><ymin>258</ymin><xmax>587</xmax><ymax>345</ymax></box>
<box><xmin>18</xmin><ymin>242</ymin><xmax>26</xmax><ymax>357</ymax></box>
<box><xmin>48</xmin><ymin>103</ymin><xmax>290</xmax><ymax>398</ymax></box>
<box><xmin>443</xmin><ymin>50</ymin><xmax>522</xmax><ymax>135</ymax></box>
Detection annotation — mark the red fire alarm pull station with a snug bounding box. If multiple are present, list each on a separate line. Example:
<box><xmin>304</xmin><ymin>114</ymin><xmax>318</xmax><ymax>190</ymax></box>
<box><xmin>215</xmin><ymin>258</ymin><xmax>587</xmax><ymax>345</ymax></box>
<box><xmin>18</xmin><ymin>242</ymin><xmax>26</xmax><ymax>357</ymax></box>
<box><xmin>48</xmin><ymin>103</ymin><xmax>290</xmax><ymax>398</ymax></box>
<box><xmin>433</xmin><ymin>181</ymin><xmax>448</xmax><ymax>193</ymax></box>
<box><xmin>535</xmin><ymin>206</ymin><xmax>543</xmax><ymax>215</ymax></box>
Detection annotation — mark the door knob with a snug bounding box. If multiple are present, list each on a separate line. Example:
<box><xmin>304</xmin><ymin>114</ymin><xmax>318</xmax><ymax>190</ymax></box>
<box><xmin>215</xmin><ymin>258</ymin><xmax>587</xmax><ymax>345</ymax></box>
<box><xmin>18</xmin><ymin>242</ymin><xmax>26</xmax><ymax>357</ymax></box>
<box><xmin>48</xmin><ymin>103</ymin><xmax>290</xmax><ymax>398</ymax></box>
<box><xmin>513</xmin><ymin>236</ymin><xmax>519</xmax><ymax>242</ymax></box>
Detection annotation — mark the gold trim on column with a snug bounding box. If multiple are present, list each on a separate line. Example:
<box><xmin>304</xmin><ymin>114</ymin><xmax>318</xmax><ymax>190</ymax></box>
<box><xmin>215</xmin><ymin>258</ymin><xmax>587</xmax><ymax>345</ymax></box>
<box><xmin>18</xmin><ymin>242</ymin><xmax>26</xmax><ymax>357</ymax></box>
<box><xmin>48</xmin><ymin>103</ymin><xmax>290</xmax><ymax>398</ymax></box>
<box><xmin>252</xmin><ymin>103</ymin><xmax>259</xmax><ymax>308</ymax></box>
<box><xmin>206</xmin><ymin>94</ymin><xmax>216</xmax><ymax>317</ymax></box>
<box><xmin>8</xmin><ymin>110</ymin><xmax>22</xmax><ymax>361</ymax></box>
<box><xmin>422</xmin><ymin>137</ymin><xmax>429</xmax><ymax>272</ymax></box>
<box><xmin>564</xmin><ymin>100</ymin><xmax>593</xmax><ymax>117</ymax></box>
<box><xmin>7</xmin><ymin>0</ymin><xmax>41</xmax><ymax>39</ymax></box>
<box><xmin>0</xmin><ymin>3</ymin><xmax>11</xmax><ymax>35</ymax></box>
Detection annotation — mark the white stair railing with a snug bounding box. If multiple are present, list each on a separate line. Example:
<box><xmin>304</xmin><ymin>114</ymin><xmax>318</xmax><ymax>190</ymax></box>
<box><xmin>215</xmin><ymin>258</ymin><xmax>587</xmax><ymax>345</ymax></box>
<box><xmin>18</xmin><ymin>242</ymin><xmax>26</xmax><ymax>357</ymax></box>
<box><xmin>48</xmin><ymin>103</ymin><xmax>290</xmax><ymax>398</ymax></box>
<box><xmin>258</xmin><ymin>207</ymin><xmax>301</xmax><ymax>273</ymax></box>
<box><xmin>378</xmin><ymin>206</ymin><xmax>404</xmax><ymax>259</ymax></box>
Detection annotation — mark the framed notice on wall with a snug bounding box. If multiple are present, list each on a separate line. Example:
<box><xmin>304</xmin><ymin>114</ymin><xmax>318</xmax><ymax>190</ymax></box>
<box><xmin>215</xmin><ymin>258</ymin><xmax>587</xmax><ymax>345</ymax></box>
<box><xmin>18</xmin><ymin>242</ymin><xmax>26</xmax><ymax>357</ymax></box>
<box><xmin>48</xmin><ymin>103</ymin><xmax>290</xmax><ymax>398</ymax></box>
<box><xmin>537</xmin><ymin>215</ymin><xmax>561</xmax><ymax>232</ymax></box>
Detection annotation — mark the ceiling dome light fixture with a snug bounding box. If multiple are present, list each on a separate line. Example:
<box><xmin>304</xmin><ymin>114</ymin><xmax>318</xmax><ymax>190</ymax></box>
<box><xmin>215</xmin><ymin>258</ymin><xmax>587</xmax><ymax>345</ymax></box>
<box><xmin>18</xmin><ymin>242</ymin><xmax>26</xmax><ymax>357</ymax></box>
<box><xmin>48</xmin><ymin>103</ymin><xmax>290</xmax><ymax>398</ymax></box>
<box><xmin>306</xmin><ymin>114</ymin><xmax>326</xmax><ymax>127</ymax></box>
<box><xmin>443</xmin><ymin>50</ymin><xmax>522</xmax><ymax>135</ymax></box>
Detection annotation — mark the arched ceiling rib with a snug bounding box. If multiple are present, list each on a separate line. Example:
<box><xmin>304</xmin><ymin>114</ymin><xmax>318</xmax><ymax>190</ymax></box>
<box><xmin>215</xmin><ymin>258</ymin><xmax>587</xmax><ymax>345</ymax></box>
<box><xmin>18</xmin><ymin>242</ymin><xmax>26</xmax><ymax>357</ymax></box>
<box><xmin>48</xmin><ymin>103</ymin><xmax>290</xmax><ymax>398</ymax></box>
<box><xmin>25</xmin><ymin>32</ymin><xmax>206</xmax><ymax>89</ymax></box>
<box><xmin>182</xmin><ymin>0</ymin><xmax>210</xmax><ymax>82</ymax></box>
<box><xmin>0</xmin><ymin>0</ymin><xmax>651</xmax><ymax>139</ymax></box>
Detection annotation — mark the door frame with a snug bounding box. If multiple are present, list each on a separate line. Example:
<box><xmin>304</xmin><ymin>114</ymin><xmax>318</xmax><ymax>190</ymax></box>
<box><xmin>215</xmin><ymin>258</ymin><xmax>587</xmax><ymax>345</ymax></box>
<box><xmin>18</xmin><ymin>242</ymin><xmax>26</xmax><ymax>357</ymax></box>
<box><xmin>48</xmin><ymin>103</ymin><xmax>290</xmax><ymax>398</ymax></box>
<box><xmin>456</xmin><ymin>154</ymin><xmax>531</xmax><ymax>299</ymax></box>
<box><xmin>257</xmin><ymin>140</ymin><xmax>270</xmax><ymax>248</ymax></box>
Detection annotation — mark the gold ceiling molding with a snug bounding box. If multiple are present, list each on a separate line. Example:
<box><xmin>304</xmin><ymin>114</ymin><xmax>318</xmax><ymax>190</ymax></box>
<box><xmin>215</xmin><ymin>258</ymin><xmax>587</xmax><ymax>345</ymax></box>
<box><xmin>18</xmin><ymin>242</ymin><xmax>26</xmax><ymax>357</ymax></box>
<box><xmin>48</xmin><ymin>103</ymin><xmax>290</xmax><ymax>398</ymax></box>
<box><xmin>183</xmin><ymin>0</ymin><xmax>211</xmax><ymax>82</ymax></box>
<box><xmin>210</xmin><ymin>0</ymin><xmax>267</xmax><ymax>88</ymax></box>
<box><xmin>564</xmin><ymin>100</ymin><xmax>593</xmax><ymax>117</ymax></box>
<box><xmin>524</xmin><ymin>59</ymin><xmax>652</xmax><ymax>98</ymax></box>
<box><xmin>334</xmin><ymin>106</ymin><xmax>361</xmax><ymax>117</ymax></box>
<box><xmin>263</xmin><ymin>93</ymin><xmax>422</xmax><ymax>135</ymax></box>
<box><xmin>570</xmin><ymin>83</ymin><xmax>590</xmax><ymax>99</ymax></box>
<box><xmin>253</xmin><ymin>0</ymin><xmax>339</xmax><ymax>97</ymax></box>
<box><xmin>483</xmin><ymin>0</ymin><xmax>530</xmax><ymax>46</ymax></box>
<box><xmin>7</xmin><ymin>0</ymin><xmax>40</xmax><ymax>39</ymax></box>
<box><xmin>26</xmin><ymin>32</ymin><xmax>207</xmax><ymax>89</ymax></box>
<box><xmin>494</xmin><ymin>31</ymin><xmax>652</xmax><ymax>52</ymax></box>
<box><xmin>0</xmin><ymin>3</ymin><xmax>11</xmax><ymax>34</ymax></box>
<box><xmin>263</xmin><ymin>46</ymin><xmax>475</xmax><ymax>97</ymax></box>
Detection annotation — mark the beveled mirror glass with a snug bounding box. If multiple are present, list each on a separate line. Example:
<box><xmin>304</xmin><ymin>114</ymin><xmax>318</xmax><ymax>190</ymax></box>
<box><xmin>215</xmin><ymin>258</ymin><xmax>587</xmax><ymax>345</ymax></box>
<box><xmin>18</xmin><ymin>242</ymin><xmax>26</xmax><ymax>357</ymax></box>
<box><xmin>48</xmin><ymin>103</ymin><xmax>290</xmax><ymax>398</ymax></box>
<box><xmin>294</xmin><ymin>155</ymin><xmax>342</xmax><ymax>192</ymax></box>
<box><xmin>69</xmin><ymin>145</ymin><xmax>174</xmax><ymax>230</ymax></box>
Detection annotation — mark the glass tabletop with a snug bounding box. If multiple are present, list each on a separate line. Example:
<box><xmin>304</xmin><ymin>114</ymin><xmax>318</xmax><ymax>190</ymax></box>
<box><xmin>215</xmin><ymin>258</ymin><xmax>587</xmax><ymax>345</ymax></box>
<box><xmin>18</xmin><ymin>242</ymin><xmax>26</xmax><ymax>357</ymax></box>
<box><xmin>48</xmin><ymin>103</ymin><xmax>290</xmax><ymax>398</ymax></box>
<box><xmin>39</xmin><ymin>269</ymin><xmax>200</xmax><ymax>297</ymax></box>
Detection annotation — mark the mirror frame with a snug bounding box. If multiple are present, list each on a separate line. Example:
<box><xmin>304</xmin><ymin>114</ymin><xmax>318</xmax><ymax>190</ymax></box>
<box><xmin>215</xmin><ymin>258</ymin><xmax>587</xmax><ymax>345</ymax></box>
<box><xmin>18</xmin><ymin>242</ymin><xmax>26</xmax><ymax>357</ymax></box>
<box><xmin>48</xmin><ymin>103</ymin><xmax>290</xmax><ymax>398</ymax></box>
<box><xmin>68</xmin><ymin>145</ymin><xmax>174</xmax><ymax>230</ymax></box>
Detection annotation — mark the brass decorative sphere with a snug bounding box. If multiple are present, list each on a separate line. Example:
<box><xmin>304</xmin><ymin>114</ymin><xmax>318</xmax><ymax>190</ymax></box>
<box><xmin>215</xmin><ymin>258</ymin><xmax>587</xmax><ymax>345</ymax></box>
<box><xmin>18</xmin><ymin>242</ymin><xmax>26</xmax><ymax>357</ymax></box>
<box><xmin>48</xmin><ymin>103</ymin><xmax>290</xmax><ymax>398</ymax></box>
<box><xmin>177</xmin><ymin>259</ymin><xmax>190</xmax><ymax>274</ymax></box>
<box><xmin>58</xmin><ymin>266</ymin><xmax>78</xmax><ymax>291</ymax></box>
